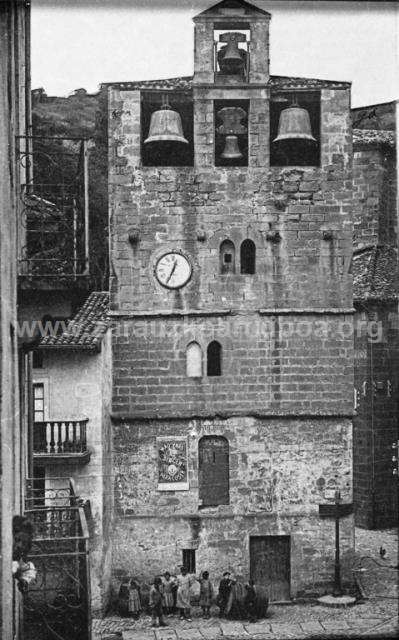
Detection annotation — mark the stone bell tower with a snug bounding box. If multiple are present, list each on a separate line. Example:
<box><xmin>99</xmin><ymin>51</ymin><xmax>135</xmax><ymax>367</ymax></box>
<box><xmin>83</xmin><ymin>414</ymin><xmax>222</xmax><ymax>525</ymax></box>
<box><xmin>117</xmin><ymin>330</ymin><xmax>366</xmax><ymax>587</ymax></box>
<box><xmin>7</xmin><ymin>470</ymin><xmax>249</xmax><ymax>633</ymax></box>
<box><xmin>107</xmin><ymin>0</ymin><xmax>354</xmax><ymax>600</ymax></box>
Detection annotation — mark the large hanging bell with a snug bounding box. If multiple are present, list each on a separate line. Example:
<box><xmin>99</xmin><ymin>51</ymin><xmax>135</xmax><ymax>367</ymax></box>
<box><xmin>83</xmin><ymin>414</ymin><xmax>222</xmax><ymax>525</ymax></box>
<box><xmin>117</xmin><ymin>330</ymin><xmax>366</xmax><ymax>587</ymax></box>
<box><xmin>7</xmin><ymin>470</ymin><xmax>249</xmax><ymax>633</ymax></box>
<box><xmin>273</xmin><ymin>103</ymin><xmax>316</xmax><ymax>143</ymax></box>
<box><xmin>221</xmin><ymin>135</ymin><xmax>243</xmax><ymax>159</ymax></box>
<box><xmin>145</xmin><ymin>102</ymin><xmax>188</xmax><ymax>145</ymax></box>
<box><xmin>217</xmin><ymin>106</ymin><xmax>247</xmax><ymax>135</ymax></box>
<box><xmin>218</xmin><ymin>32</ymin><xmax>246</xmax><ymax>75</ymax></box>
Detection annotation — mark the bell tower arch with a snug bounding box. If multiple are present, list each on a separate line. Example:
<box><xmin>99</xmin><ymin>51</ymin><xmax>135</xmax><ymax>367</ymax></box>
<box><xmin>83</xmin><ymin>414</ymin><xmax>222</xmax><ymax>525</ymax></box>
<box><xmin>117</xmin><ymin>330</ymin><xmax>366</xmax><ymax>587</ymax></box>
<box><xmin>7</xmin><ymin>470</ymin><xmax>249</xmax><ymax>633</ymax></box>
<box><xmin>193</xmin><ymin>0</ymin><xmax>271</xmax><ymax>85</ymax></box>
<box><xmin>193</xmin><ymin>0</ymin><xmax>271</xmax><ymax>168</ymax></box>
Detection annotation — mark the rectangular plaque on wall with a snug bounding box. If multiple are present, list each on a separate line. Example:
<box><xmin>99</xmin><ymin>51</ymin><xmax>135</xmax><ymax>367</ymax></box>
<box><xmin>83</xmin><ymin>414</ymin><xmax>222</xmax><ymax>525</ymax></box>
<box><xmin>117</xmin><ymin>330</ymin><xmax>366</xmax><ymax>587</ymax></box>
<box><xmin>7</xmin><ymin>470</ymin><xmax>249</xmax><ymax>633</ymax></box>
<box><xmin>157</xmin><ymin>436</ymin><xmax>189</xmax><ymax>491</ymax></box>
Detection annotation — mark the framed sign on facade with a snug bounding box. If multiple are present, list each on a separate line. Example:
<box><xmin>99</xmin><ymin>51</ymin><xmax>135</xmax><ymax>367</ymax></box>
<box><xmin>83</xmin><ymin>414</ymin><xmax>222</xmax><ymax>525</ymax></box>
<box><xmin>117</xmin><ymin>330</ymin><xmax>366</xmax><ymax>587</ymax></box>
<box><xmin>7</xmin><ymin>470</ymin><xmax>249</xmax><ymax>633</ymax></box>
<box><xmin>157</xmin><ymin>436</ymin><xmax>189</xmax><ymax>491</ymax></box>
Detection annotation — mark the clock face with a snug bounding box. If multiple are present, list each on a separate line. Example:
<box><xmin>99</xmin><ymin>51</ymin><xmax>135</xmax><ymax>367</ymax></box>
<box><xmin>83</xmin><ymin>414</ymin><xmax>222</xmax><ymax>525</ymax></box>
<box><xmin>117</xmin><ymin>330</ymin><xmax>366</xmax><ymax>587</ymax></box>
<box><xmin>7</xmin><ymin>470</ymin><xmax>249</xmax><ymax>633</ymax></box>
<box><xmin>155</xmin><ymin>252</ymin><xmax>192</xmax><ymax>289</ymax></box>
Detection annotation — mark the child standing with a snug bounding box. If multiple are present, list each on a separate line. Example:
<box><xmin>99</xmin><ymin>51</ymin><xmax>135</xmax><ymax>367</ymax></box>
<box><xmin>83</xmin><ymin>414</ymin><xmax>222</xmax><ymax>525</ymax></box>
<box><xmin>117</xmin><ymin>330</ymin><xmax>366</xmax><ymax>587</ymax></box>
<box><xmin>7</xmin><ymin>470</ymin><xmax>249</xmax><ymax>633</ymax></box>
<box><xmin>149</xmin><ymin>577</ymin><xmax>168</xmax><ymax>628</ymax></box>
<box><xmin>199</xmin><ymin>570</ymin><xmax>214</xmax><ymax>618</ymax></box>
<box><xmin>162</xmin><ymin>572</ymin><xmax>175</xmax><ymax>615</ymax></box>
<box><xmin>244</xmin><ymin>580</ymin><xmax>257</xmax><ymax>623</ymax></box>
<box><xmin>176</xmin><ymin>565</ymin><xmax>195</xmax><ymax>621</ymax></box>
<box><xmin>217</xmin><ymin>571</ymin><xmax>232</xmax><ymax>618</ymax></box>
<box><xmin>127</xmin><ymin>578</ymin><xmax>142</xmax><ymax>619</ymax></box>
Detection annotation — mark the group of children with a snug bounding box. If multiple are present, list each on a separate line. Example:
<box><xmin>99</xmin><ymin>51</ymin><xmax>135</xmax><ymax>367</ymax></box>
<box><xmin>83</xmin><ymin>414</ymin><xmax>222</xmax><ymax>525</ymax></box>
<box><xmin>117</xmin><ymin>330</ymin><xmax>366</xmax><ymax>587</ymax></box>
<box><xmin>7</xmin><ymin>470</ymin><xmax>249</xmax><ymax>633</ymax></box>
<box><xmin>119</xmin><ymin>567</ymin><xmax>260</xmax><ymax>628</ymax></box>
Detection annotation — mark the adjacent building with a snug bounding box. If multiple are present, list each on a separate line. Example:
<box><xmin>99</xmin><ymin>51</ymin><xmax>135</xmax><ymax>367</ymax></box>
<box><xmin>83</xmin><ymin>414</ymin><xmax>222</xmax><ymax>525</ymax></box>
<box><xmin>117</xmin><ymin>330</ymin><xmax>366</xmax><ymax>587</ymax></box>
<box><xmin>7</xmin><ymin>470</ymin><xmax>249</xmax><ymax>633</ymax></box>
<box><xmin>33</xmin><ymin>291</ymin><xmax>113</xmax><ymax>615</ymax></box>
<box><xmin>0</xmin><ymin>1</ymin><xmax>31</xmax><ymax>637</ymax></box>
<box><xmin>351</xmin><ymin>108</ymin><xmax>398</xmax><ymax>529</ymax></box>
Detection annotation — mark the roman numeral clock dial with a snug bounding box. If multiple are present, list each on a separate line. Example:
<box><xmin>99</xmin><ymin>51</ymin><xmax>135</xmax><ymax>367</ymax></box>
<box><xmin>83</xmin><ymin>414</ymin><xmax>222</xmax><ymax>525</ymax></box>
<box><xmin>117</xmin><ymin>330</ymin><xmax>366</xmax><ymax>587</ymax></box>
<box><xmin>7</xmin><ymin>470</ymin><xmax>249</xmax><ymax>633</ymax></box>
<box><xmin>155</xmin><ymin>252</ymin><xmax>192</xmax><ymax>289</ymax></box>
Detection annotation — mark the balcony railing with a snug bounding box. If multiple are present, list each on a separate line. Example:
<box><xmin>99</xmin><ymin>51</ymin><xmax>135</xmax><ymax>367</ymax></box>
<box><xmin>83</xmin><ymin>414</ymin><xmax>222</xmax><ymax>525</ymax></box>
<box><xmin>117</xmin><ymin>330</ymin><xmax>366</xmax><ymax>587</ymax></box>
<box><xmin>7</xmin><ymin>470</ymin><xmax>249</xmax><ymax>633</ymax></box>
<box><xmin>17</xmin><ymin>135</ymin><xmax>89</xmax><ymax>281</ymax></box>
<box><xmin>24</xmin><ymin>478</ymin><xmax>91</xmax><ymax>640</ymax></box>
<box><xmin>33</xmin><ymin>419</ymin><xmax>90</xmax><ymax>463</ymax></box>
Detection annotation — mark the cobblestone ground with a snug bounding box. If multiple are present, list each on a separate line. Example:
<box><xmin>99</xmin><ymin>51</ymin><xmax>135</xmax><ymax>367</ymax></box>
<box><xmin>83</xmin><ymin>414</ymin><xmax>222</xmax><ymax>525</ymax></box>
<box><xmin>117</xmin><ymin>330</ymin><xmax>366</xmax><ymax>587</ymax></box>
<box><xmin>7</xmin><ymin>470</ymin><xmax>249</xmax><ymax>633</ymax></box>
<box><xmin>93</xmin><ymin>528</ymin><xmax>398</xmax><ymax>640</ymax></box>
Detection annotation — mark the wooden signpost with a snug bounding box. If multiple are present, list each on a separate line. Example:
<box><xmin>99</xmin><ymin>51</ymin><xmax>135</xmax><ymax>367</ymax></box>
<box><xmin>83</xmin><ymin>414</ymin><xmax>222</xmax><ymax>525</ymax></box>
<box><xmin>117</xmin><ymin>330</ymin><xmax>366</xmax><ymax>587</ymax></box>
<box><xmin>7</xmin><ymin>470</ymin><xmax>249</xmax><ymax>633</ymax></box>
<box><xmin>319</xmin><ymin>490</ymin><xmax>354</xmax><ymax>597</ymax></box>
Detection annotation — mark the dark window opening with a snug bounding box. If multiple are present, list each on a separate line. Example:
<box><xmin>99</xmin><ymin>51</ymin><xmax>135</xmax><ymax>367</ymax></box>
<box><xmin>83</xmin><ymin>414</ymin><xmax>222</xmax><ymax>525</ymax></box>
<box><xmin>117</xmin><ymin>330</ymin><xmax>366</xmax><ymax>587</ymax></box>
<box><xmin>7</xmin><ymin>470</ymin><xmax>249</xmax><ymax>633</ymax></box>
<box><xmin>33</xmin><ymin>350</ymin><xmax>43</xmax><ymax>368</ymax></box>
<box><xmin>215</xmin><ymin>99</ymin><xmax>249</xmax><ymax>167</ymax></box>
<box><xmin>240</xmin><ymin>239</ymin><xmax>256</xmax><ymax>274</ymax></box>
<box><xmin>33</xmin><ymin>383</ymin><xmax>44</xmax><ymax>423</ymax></box>
<box><xmin>207</xmin><ymin>341</ymin><xmax>222</xmax><ymax>377</ymax></box>
<box><xmin>182</xmin><ymin>549</ymin><xmax>196</xmax><ymax>573</ymax></box>
<box><xmin>220</xmin><ymin>239</ymin><xmax>235</xmax><ymax>274</ymax></box>
<box><xmin>199</xmin><ymin>436</ymin><xmax>229</xmax><ymax>507</ymax></box>
<box><xmin>270</xmin><ymin>91</ymin><xmax>320</xmax><ymax>167</ymax></box>
<box><xmin>141</xmin><ymin>91</ymin><xmax>194</xmax><ymax>167</ymax></box>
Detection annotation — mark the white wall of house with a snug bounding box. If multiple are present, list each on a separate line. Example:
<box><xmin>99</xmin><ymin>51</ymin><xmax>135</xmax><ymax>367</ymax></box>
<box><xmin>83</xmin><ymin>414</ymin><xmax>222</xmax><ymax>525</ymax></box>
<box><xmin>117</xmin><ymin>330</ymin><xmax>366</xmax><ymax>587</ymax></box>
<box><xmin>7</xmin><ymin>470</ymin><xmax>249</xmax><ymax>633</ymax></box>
<box><xmin>33</xmin><ymin>331</ymin><xmax>113</xmax><ymax>616</ymax></box>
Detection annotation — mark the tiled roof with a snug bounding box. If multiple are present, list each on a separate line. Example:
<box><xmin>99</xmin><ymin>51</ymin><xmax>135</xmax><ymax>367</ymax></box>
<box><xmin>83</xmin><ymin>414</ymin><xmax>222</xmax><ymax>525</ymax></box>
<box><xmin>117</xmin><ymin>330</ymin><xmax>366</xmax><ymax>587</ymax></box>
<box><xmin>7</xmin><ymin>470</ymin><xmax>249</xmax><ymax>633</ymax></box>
<box><xmin>196</xmin><ymin>0</ymin><xmax>271</xmax><ymax>17</ymax></box>
<box><xmin>353</xmin><ymin>245</ymin><xmax>398</xmax><ymax>303</ymax></box>
<box><xmin>353</xmin><ymin>128</ymin><xmax>395</xmax><ymax>148</ymax></box>
<box><xmin>40</xmin><ymin>292</ymin><xmax>110</xmax><ymax>351</ymax></box>
<box><xmin>269</xmin><ymin>75</ymin><xmax>350</xmax><ymax>90</ymax></box>
<box><xmin>101</xmin><ymin>74</ymin><xmax>350</xmax><ymax>91</ymax></box>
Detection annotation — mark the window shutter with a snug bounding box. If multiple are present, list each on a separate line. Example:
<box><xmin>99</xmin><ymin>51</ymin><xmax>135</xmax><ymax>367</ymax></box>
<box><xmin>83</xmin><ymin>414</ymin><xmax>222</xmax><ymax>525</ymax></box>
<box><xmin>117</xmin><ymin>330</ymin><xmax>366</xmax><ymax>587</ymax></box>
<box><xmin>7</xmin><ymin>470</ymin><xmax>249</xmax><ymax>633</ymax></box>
<box><xmin>199</xmin><ymin>436</ymin><xmax>229</xmax><ymax>506</ymax></box>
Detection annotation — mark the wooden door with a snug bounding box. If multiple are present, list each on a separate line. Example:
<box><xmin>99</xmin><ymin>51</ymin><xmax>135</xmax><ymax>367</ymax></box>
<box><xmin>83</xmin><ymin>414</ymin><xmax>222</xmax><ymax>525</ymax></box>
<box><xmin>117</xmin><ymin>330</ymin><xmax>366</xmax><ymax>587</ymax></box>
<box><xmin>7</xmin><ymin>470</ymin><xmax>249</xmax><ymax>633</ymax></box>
<box><xmin>250</xmin><ymin>535</ymin><xmax>291</xmax><ymax>601</ymax></box>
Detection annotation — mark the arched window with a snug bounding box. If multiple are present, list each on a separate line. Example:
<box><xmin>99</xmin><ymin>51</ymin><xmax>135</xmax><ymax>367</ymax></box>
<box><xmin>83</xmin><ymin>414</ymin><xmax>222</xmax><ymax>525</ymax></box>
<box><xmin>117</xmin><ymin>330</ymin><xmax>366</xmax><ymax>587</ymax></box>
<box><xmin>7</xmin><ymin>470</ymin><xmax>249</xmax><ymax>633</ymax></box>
<box><xmin>207</xmin><ymin>341</ymin><xmax>222</xmax><ymax>377</ymax></box>
<box><xmin>199</xmin><ymin>436</ymin><xmax>229</xmax><ymax>506</ymax></box>
<box><xmin>219</xmin><ymin>240</ymin><xmax>235</xmax><ymax>274</ymax></box>
<box><xmin>186</xmin><ymin>341</ymin><xmax>203</xmax><ymax>378</ymax></box>
<box><xmin>240</xmin><ymin>239</ymin><xmax>256</xmax><ymax>274</ymax></box>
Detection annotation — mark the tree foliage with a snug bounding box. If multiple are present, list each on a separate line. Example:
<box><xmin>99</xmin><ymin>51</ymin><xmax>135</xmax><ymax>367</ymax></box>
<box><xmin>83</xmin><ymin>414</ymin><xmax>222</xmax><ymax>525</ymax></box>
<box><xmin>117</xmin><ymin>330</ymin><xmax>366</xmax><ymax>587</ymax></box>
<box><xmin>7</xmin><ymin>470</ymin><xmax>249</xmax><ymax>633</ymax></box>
<box><xmin>32</xmin><ymin>90</ymin><xmax>109</xmax><ymax>290</ymax></box>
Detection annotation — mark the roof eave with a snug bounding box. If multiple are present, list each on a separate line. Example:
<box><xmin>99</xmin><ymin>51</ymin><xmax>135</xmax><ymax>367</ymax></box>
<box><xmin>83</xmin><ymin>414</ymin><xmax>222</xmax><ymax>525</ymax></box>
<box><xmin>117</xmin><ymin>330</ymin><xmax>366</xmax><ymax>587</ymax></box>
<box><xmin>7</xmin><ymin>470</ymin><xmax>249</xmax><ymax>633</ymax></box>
<box><xmin>38</xmin><ymin>342</ymin><xmax>102</xmax><ymax>353</ymax></box>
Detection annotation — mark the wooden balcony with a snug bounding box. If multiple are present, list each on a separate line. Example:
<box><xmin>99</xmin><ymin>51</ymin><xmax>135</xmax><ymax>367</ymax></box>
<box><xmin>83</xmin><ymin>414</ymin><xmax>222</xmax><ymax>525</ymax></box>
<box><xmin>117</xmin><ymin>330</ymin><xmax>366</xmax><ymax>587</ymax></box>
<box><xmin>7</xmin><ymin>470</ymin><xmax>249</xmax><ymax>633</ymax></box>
<box><xmin>33</xmin><ymin>419</ymin><xmax>91</xmax><ymax>464</ymax></box>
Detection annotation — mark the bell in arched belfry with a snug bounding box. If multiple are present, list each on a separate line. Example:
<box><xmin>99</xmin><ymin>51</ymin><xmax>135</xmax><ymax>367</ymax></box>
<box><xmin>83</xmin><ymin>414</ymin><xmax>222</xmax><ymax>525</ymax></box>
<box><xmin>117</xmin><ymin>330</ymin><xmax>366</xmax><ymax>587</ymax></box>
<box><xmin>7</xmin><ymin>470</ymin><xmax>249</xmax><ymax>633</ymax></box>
<box><xmin>144</xmin><ymin>96</ymin><xmax>188</xmax><ymax>145</ymax></box>
<box><xmin>218</xmin><ymin>32</ymin><xmax>247</xmax><ymax>75</ymax></box>
<box><xmin>217</xmin><ymin>106</ymin><xmax>247</xmax><ymax>135</ymax></box>
<box><xmin>273</xmin><ymin>102</ymin><xmax>316</xmax><ymax>143</ymax></box>
<box><xmin>221</xmin><ymin>135</ymin><xmax>243</xmax><ymax>159</ymax></box>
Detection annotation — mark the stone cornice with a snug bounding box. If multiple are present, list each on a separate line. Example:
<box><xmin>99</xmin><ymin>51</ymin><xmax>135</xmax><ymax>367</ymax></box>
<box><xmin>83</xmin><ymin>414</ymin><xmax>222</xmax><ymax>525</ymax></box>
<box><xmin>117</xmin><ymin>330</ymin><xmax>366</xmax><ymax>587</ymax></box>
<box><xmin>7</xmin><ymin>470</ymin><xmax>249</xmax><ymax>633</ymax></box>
<box><xmin>111</xmin><ymin>411</ymin><xmax>354</xmax><ymax>423</ymax></box>
<box><xmin>108</xmin><ymin>307</ymin><xmax>355</xmax><ymax>319</ymax></box>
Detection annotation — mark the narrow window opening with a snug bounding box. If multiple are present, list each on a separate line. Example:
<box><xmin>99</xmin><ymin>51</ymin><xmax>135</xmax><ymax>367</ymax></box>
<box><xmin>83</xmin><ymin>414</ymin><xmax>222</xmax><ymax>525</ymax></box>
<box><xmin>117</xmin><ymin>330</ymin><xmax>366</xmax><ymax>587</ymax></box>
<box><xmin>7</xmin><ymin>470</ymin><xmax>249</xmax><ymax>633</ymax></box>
<box><xmin>33</xmin><ymin>350</ymin><xmax>44</xmax><ymax>369</ymax></box>
<box><xmin>220</xmin><ymin>240</ymin><xmax>235</xmax><ymax>274</ymax></box>
<box><xmin>33</xmin><ymin>383</ymin><xmax>44</xmax><ymax>423</ymax></box>
<box><xmin>240</xmin><ymin>239</ymin><xmax>256</xmax><ymax>274</ymax></box>
<box><xmin>186</xmin><ymin>341</ymin><xmax>203</xmax><ymax>378</ymax></box>
<box><xmin>182</xmin><ymin>549</ymin><xmax>196</xmax><ymax>573</ymax></box>
<box><xmin>207</xmin><ymin>341</ymin><xmax>222</xmax><ymax>377</ymax></box>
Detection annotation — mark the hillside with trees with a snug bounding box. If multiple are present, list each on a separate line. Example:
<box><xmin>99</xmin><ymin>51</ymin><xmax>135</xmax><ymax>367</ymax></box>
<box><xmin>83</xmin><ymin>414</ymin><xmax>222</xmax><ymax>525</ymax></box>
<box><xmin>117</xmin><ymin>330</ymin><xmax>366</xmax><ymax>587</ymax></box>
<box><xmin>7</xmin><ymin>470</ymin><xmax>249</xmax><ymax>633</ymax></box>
<box><xmin>32</xmin><ymin>88</ymin><xmax>108</xmax><ymax>290</ymax></box>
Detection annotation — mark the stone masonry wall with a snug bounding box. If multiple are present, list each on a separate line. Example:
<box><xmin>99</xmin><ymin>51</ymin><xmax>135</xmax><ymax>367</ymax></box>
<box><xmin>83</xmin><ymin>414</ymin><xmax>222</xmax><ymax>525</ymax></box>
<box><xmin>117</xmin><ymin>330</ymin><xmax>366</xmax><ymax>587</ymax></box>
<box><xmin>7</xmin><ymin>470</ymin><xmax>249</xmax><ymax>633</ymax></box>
<box><xmin>111</xmin><ymin>314</ymin><xmax>353</xmax><ymax>418</ymax></box>
<box><xmin>353</xmin><ymin>146</ymin><xmax>396</xmax><ymax>248</ymax></box>
<box><xmin>112</xmin><ymin>416</ymin><xmax>354</xmax><ymax>596</ymax></box>
<box><xmin>353</xmin><ymin>309</ymin><xmax>372</xmax><ymax>527</ymax></box>
<box><xmin>108</xmin><ymin>86</ymin><xmax>354</xmax><ymax>419</ymax></box>
<box><xmin>353</xmin><ymin>305</ymin><xmax>399</xmax><ymax>528</ymax></box>
<box><xmin>109</xmin><ymin>88</ymin><xmax>352</xmax><ymax>314</ymax></box>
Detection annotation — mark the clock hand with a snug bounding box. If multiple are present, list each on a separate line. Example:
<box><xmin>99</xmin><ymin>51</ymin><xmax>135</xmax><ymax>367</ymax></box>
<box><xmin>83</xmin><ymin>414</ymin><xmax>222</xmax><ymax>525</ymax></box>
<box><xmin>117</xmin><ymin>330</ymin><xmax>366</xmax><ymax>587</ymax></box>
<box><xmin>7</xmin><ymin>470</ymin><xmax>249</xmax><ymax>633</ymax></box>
<box><xmin>166</xmin><ymin>259</ymin><xmax>177</xmax><ymax>284</ymax></box>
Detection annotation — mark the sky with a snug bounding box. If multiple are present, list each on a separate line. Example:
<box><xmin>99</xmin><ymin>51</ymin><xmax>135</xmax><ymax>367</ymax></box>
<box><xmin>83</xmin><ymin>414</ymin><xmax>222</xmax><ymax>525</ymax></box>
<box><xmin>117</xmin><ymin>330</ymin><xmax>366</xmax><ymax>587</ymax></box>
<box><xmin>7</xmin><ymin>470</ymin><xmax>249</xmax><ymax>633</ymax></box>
<box><xmin>31</xmin><ymin>0</ymin><xmax>399</xmax><ymax>108</ymax></box>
